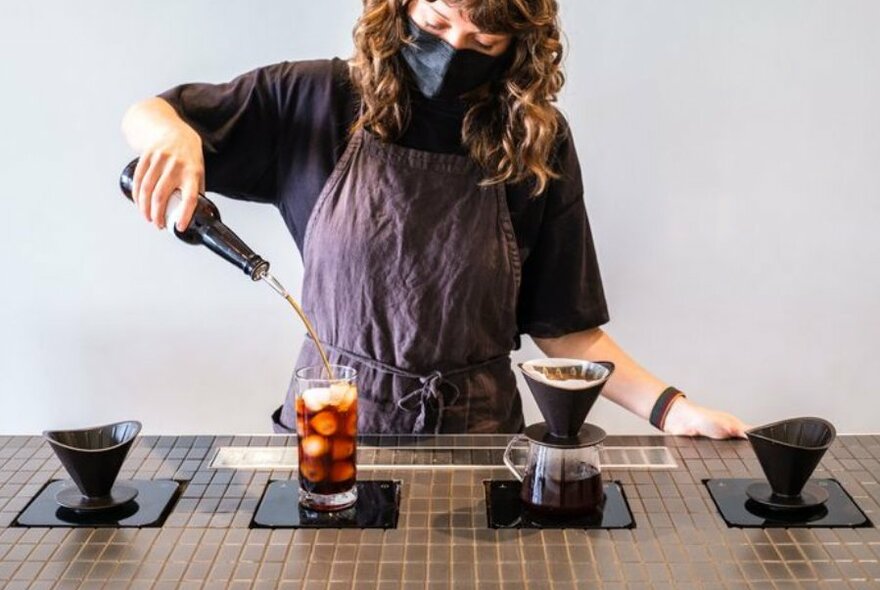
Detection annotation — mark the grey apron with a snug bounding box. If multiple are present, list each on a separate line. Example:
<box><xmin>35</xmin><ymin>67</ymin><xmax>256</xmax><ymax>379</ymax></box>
<box><xmin>272</xmin><ymin>128</ymin><xmax>524</xmax><ymax>434</ymax></box>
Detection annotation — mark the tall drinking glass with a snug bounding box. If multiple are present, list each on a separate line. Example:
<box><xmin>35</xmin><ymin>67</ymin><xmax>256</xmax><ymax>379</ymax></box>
<box><xmin>294</xmin><ymin>365</ymin><xmax>358</xmax><ymax>511</ymax></box>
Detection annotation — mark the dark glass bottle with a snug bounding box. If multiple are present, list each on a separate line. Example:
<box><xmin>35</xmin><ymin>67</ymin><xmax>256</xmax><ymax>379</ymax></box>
<box><xmin>119</xmin><ymin>158</ymin><xmax>269</xmax><ymax>280</ymax></box>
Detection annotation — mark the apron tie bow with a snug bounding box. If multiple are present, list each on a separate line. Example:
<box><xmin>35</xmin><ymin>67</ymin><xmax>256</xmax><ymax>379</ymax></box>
<box><xmin>397</xmin><ymin>370</ymin><xmax>461</xmax><ymax>434</ymax></box>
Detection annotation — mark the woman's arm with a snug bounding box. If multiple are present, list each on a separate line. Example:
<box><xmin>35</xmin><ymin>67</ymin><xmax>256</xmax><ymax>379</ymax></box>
<box><xmin>532</xmin><ymin>328</ymin><xmax>748</xmax><ymax>439</ymax></box>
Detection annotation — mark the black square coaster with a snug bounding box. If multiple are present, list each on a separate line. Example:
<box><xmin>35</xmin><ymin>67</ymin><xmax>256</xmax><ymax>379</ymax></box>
<box><xmin>705</xmin><ymin>478</ymin><xmax>873</xmax><ymax>528</ymax></box>
<box><xmin>484</xmin><ymin>480</ymin><xmax>635</xmax><ymax>529</ymax></box>
<box><xmin>14</xmin><ymin>479</ymin><xmax>182</xmax><ymax>528</ymax></box>
<box><xmin>251</xmin><ymin>480</ymin><xmax>401</xmax><ymax>529</ymax></box>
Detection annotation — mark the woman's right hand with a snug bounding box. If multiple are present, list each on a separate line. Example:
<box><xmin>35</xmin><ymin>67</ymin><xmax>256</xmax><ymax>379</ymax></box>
<box><xmin>663</xmin><ymin>397</ymin><xmax>749</xmax><ymax>439</ymax></box>
<box><xmin>122</xmin><ymin>98</ymin><xmax>205</xmax><ymax>231</ymax></box>
<box><xmin>129</xmin><ymin>123</ymin><xmax>205</xmax><ymax>232</ymax></box>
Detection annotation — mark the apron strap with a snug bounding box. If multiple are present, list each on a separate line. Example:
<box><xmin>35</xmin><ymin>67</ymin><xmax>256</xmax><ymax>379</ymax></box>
<box><xmin>311</xmin><ymin>336</ymin><xmax>508</xmax><ymax>434</ymax></box>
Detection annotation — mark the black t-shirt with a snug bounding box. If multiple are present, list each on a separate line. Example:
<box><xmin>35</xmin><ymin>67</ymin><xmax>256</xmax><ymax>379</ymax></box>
<box><xmin>158</xmin><ymin>58</ymin><xmax>609</xmax><ymax>338</ymax></box>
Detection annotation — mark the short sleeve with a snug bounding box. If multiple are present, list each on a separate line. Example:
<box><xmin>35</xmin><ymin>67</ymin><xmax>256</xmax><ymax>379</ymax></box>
<box><xmin>158</xmin><ymin>62</ymin><xmax>295</xmax><ymax>204</ymax></box>
<box><xmin>516</xmin><ymin>121</ymin><xmax>610</xmax><ymax>338</ymax></box>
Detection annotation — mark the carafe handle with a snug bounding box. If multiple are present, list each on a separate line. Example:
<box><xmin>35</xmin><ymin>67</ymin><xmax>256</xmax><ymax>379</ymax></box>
<box><xmin>503</xmin><ymin>434</ymin><xmax>529</xmax><ymax>482</ymax></box>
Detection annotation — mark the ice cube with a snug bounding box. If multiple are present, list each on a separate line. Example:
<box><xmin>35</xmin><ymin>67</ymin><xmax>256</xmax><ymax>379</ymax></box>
<box><xmin>302</xmin><ymin>387</ymin><xmax>332</xmax><ymax>412</ymax></box>
<box><xmin>344</xmin><ymin>411</ymin><xmax>358</xmax><ymax>437</ymax></box>
<box><xmin>330</xmin><ymin>460</ymin><xmax>355</xmax><ymax>483</ymax></box>
<box><xmin>329</xmin><ymin>382</ymin><xmax>350</xmax><ymax>405</ymax></box>
<box><xmin>339</xmin><ymin>384</ymin><xmax>358</xmax><ymax>412</ymax></box>
<box><xmin>310</xmin><ymin>411</ymin><xmax>339</xmax><ymax>436</ymax></box>
<box><xmin>301</xmin><ymin>434</ymin><xmax>330</xmax><ymax>458</ymax></box>
<box><xmin>332</xmin><ymin>437</ymin><xmax>355</xmax><ymax>460</ymax></box>
<box><xmin>300</xmin><ymin>458</ymin><xmax>326</xmax><ymax>482</ymax></box>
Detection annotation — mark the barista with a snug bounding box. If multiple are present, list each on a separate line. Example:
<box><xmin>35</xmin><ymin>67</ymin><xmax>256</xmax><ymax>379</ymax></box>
<box><xmin>121</xmin><ymin>0</ymin><xmax>747</xmax><ymax>438</ymax></box>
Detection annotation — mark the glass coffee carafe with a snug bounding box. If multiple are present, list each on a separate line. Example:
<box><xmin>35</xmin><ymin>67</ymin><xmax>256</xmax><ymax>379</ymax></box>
<box><xmin>503</xmin><ymin>423</ymin><xmax>606</xmax><ymax>516</ymax></box>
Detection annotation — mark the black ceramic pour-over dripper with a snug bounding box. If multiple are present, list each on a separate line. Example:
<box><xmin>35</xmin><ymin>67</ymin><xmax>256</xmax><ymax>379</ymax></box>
<box><xmin>746</xmin><ymin>417</ymin><xmax>836</xmax><ymax>498</ymax></box>
<box><xmin>519</xmin><ymin>360</ymin><xmax>614</xmax><ymax>438</ymax></box>
<box><xmin>43</xmin><ymin>421</ymin><xmax>142</xmax><ymax>510</ymax></box>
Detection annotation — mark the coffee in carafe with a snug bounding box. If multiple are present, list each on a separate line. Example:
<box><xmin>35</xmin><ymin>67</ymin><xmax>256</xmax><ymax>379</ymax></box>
<box><xmin>521</xmin><ymin>469</ymin><xmax>604</xmax><ymax>517</ymax></box>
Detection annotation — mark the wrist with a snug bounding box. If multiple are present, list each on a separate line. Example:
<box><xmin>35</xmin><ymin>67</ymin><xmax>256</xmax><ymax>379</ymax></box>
<box><xmin>648</xmin><ymin>386</ymin><xmax>686</xmax><ymax>431</ymax></box>
<box><xmin>662</xmin><ymin>396</ymin><xmax>698</xmax><ymax>436</ymax></box>
<box><xmin>167</xmin><ymin>123</ymin><xmax>202</xmax><ymax>150</ymax></box>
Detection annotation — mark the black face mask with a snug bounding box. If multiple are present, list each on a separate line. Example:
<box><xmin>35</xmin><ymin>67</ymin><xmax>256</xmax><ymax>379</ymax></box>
<box><xmin>400</xmin><ymin>17</ymin><xmax>511</xmax><ymax>100</ymax></box>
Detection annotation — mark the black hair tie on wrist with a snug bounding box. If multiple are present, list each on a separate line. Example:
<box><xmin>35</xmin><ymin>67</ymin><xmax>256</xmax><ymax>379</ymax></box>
<box><xmin>650</xmin><ymin>386</ymin><xmax>686</xmax><ymax>431</ymax></box>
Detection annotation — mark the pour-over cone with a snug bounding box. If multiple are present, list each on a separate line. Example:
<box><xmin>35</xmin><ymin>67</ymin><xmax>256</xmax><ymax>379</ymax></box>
<box><xmin>746</xmin><ymin>417</ymin><xmax>835</xmax><ymax>498</ymax></box>
<box><xmin>43</xmin><ymin>420</ymin><xmax>141</xmax><ymax>501</ymax></box>
<box><xmin>519</xmin><ymin>359</ymin><xmax>614</xmax><ymax>438</ymax></box>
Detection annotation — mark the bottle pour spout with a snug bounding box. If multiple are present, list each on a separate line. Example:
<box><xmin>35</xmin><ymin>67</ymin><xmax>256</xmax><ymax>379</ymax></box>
<box><xmin>256</xmin><ymin>269</ymin><xmax>289</xmax><ymax>298</ymax></box>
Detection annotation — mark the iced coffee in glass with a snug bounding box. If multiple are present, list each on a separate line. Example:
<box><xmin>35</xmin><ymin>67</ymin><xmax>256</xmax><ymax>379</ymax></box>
<box><xmin>294</xmin><ymin>365</ymin><xmax>358</xmax><ymax>511</ymax></box>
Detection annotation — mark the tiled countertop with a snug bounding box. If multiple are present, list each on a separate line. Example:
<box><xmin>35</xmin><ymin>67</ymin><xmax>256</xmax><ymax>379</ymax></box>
<box><xmin>0</xmin><ymin>433</ymin><xmax>878</xmax><ymax>589</ymax></box>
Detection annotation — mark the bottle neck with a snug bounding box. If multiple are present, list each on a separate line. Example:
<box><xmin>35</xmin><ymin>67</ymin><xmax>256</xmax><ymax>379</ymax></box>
<box><xmin>185</xmin><ymin>197</ymin><xmax>268</xmax><ymax>280</ymax></box>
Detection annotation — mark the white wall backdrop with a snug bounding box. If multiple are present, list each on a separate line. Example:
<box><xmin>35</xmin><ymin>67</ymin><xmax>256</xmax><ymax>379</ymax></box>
<box><xmin>1</xmin><ymin>1</ymin><xmax>877</xmax><ymax>434</ymax></box>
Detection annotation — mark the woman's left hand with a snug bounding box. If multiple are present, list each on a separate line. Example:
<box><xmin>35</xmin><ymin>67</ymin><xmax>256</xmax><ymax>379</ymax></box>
<box><xmin>663</xmin><ymin>397</ymin><xmax>749</xmax><ymax>439</ymax></box>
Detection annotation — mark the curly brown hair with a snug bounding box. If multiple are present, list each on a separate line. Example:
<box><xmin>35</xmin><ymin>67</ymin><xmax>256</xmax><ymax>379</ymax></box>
<box><xmin>349</xmin><ymin>0</ymin><xmax>565</xmax><ymax>195</ymax></box>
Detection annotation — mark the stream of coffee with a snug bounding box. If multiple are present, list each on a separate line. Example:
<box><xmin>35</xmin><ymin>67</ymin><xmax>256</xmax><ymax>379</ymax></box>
<box><xmin>259</xmin><ymin>270</ymin><xmax>334</xmax><ymax>379</ymax></box>
<box><xmin>283</xmin><ymin>294</ymin><xmax>335</xmax><ymax>380</ymax></box>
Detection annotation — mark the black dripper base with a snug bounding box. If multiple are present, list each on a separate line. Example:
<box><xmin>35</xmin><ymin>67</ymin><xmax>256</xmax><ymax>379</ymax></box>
<box><xmin>484</xmin><ymin>480</ymin><xmax>634</xmax><ymax>529</ymax></box>
<box><xmin>705</xmin><ymin>478</ymin><xmax>871</xmax><ymax>528</ymax></box>
<box><xmin>745</xmin><ymin>481</ymin><xmax>829</xmax><ymax>510</ymax></box>
<box><xmin>14</xmin><ymin>479</ymin><xmax>182</xmax><ymax>528</ymax></box>
<box><xmin>251</xmin><ymin>480</ymin><xmax>400</xmax><ymax>529</ymax></box>
<box><xmin>55</xmin><ymin>481</ymin><xmax>139</xmax><ymax>511</ymax></box>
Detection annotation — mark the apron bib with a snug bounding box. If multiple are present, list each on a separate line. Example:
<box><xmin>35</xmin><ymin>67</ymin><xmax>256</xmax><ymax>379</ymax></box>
<box><xmin>272</xmin><ymin>129</ymin><xmax>524</xmax><ymax>434</ymax></box>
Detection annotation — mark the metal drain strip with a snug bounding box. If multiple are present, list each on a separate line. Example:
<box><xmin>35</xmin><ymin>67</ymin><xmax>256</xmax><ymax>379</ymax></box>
<box><xmin>210</xmin><ymin>446</ymin><xmax>676</xmax><ymax>470</ymax></box>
